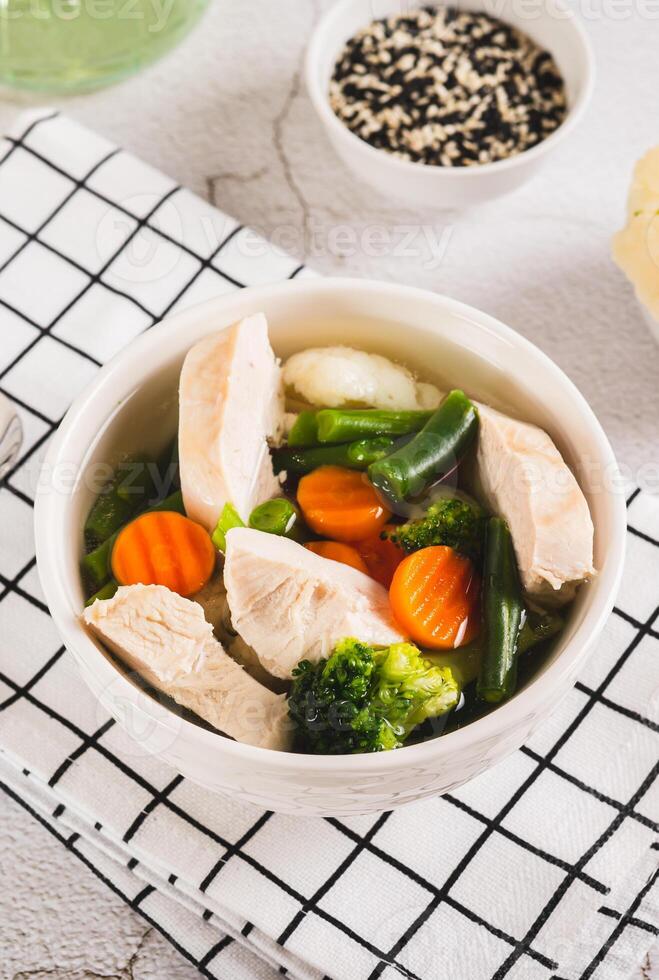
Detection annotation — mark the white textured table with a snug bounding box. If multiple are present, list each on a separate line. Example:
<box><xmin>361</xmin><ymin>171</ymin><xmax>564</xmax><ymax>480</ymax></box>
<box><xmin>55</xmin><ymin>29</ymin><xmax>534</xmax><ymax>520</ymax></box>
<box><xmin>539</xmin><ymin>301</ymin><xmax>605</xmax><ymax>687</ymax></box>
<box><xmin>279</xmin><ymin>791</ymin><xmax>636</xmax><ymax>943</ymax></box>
<box><xmin>1</xmin><ymin>1</ymin><xmax>657</xmax><ymax>976</ymax></box>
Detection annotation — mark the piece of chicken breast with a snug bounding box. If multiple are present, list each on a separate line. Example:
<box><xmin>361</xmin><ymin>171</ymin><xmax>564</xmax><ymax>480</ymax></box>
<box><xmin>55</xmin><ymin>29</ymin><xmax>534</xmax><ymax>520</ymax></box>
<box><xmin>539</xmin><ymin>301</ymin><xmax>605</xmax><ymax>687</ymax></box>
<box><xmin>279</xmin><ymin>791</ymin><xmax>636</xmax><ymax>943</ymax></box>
<box><xmin>475</xmin><ymin>403</ymin><xmax>595</xmax><ymax>605</ymax></box>
<box><xmin>83</xmin><ymin>584</ymin><xmax>291</xmax><ymax>751</ymax></box>
<box><xmin>178</xmin><ymin>314</ymin><xmax>284</xmax><ymax>531</ymax></box>
<box><xmin>192</xmin><ymin>572</ymin><xmax>288</xmax><ymax>693</ymax></box>
<box><xmin>223</xmin><ymin>527</ymin><xmax>406</xmax><ymax>679</ymax></box>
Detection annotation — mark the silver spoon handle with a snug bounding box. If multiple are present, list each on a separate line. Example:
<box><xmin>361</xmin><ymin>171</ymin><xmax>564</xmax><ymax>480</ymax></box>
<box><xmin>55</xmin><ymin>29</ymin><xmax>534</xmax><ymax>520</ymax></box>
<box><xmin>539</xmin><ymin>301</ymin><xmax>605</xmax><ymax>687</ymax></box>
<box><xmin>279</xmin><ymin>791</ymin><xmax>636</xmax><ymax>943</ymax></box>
<box><xmin>0</xmin><ymin>393</ymin><xmax>23</xmax><ymax>480</ymax></box>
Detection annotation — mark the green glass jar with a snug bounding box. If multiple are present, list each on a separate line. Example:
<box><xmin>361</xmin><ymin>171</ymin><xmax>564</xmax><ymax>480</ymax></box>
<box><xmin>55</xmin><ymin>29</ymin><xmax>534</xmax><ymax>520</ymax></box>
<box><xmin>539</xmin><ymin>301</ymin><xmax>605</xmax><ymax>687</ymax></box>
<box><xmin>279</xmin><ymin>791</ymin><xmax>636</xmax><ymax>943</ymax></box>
<box><xmin>0</xmin><ymin>0</ymin><xmax>209</xmax><ymax>92</ymax></box>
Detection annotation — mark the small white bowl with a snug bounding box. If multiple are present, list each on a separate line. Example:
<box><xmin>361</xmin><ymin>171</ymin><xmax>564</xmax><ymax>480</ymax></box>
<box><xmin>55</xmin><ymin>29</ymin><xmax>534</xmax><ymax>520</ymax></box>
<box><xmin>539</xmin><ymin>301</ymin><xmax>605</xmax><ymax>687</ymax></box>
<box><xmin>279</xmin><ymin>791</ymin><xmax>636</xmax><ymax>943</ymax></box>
<box><xmin>35</xmin><ymin>278</ymin><xmax>625</xmax><ymax>817</ymax></box>
<box><xmin>305</xmin><ymin>0</ymin><xmax>594</xmax><ymax>208</ymax></box>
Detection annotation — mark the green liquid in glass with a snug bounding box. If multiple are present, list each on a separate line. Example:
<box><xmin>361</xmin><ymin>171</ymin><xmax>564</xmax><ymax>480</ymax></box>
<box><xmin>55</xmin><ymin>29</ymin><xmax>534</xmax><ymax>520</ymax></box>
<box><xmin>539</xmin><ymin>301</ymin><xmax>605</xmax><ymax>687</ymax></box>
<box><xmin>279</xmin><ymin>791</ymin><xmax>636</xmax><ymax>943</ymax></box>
<box><xmin>0</xmin><ymin>0</ymin><xmax>209</xmax><ymax>92</ymax></box>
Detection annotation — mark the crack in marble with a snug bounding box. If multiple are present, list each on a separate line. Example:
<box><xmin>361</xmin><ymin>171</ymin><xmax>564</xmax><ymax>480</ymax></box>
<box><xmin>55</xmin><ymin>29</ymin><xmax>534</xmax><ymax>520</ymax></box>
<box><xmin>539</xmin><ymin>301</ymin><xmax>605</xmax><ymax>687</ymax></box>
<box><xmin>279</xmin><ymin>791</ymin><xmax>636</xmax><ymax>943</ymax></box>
<box><xmin>122</xmin><ymin>925</ymin><xmax>154</xmax><ymax>980</ymax></box>
<box><xmin>204</xmin><ymin>167</ymin><xmax>269</xmax><ymax>206</ymax></box>
<box><xmin>10</xmin><ymin>927</ymin><xmax>154</xmax><ymax>980</ymax></box>
<box><xmin>271</xmin><ymin>0</ymin><xmax>321</xmax><ymax>258</ymax></box>
<box><xmin>12</xmin><ymin>971</ymin><xmax>64</xmax><ymax>980</ymax></box>
<box><xmin>272</xmin><ymin>68</ymin><xmax>310</xmax><ymax>255</ymax></box>
<box><xmin>11</xmin><ymin>972</ymin><xmax>122</xmax><ymax>979</ymax></box>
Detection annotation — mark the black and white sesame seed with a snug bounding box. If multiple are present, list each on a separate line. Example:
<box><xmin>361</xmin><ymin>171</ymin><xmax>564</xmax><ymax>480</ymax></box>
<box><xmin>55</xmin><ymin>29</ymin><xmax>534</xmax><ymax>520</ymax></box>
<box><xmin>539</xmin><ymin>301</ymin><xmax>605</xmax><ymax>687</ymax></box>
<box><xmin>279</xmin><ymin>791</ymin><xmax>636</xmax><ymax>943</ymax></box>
<box><xmin>329</xmin><ymin>6</ymin><xmax>567</xmax><ymax>168</ymax></box>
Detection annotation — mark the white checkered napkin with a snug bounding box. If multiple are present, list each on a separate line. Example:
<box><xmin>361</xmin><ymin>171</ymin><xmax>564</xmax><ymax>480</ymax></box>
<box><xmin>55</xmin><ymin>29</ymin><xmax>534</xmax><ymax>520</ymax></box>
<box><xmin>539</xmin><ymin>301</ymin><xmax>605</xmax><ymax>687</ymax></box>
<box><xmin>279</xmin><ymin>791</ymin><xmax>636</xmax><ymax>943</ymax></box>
<box><xmin>0</xmin><ymin>109</ymin><xmax>657</xmax><ymax>980</ymax></box>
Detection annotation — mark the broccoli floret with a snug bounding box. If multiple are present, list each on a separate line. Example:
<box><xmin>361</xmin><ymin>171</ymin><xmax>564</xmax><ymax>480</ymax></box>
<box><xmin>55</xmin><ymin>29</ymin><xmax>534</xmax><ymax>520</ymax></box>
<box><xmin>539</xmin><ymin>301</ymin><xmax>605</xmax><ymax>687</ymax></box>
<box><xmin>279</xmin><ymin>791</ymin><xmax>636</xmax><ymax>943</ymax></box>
<box><xmin>288</xmin><ymin>638</ymin><xmax>459</xmax><ymax>754</ymax></box>
<box><xmin>384</xmin><ymin>495</ymin><xmax>485</xmax><ymax>560</ymax></box>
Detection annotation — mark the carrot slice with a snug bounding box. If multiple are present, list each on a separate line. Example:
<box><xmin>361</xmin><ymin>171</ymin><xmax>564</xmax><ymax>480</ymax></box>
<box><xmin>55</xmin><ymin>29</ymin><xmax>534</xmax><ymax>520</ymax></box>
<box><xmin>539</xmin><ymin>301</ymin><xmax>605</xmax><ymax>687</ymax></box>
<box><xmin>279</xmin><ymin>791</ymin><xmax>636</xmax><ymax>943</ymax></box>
<box><xmin>297</xmin><ymin>466</ymin><xmax>390</xmax><ymax>542</ymax></box>
<box><xmin>389</xmin><ymin>545</ymin><xmax>480</xmax><ymax>649</ymax></box>
<box><xmin>355</xmin><ymin>527</ymin><xmax>404</xmax><ymax>588</ymax></box>
<box><xmin>111</xmin><ymin>511</ymin><xmax>216</xmax><ymax>597</ymax></box>
<box><xmin>305</xmin><ymin>540</ymin><xmax>370</xmax><ymax>575</ymax></box>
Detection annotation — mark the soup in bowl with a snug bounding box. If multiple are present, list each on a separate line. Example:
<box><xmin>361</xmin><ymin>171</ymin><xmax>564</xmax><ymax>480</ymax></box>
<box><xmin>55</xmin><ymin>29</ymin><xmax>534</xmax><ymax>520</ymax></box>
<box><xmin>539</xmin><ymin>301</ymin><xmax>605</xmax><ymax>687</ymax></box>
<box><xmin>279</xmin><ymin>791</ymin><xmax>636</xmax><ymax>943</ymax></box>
<box><xmin>34</xmin><ymin>278</ymin><xmax>625</xmax><ymax>816</ymax></box>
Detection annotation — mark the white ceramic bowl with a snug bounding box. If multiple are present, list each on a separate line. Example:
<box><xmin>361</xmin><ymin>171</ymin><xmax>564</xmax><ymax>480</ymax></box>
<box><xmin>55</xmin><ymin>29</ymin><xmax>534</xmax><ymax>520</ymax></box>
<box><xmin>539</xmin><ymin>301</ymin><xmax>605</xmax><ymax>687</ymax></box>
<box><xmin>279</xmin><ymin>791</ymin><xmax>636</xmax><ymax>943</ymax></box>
<box><xmin>35</xmin><ymin>278</ymin><xmax>625</xmax><ymax>817</ymax></box>
<box><xmin>305</xmin><ymin>0</ymin><xmax>594</xmax><ymax>208</ymax></box>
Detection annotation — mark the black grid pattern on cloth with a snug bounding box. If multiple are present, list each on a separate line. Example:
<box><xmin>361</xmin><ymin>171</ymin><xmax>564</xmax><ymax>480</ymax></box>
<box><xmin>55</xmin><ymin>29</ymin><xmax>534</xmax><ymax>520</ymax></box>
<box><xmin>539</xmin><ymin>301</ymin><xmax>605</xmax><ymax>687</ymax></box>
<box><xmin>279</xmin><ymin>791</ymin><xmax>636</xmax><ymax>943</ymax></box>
<box><xmin>0</xmin><ymin>111</ymin><xmax>657</xmax><ymax>980</ymax></box>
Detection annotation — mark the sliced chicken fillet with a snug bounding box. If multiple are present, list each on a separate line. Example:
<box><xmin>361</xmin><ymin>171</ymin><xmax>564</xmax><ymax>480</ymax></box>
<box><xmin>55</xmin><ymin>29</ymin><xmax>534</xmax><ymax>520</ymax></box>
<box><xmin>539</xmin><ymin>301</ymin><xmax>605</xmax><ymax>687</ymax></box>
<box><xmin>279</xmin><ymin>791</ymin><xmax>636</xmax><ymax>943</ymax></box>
<box><xmin>192</xmin><ymin>572</ymin><xmax>288</xmax><ymax>693</ymax></box>
<box><xmin>83</xmin><ymin>584</ymin><xmax>290</xmax><ymax>751</ymax></box>
<box><xmin>475</xmin><ymin>403</ymin><xmax>595</xmax><ymax>604</ymax></box>
<box><xmin>178</xmin><ymin>313</ymin><xmax>284</xmax><ymax>531</ymax></box>
<box><xmin>224</xmin><ymin>527</ymin><xmax>406</xmax><ymax>679</ymax></box>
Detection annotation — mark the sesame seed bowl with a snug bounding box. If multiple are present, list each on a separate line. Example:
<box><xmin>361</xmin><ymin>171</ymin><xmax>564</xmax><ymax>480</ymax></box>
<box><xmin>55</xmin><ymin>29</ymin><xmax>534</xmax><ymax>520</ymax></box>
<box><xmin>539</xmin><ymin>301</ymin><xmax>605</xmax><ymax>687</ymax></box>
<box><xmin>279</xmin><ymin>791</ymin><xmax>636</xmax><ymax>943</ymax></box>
<box><xmin>305</xmin><ymin>0</ymin><xmax>594</xmax><ymax>209</ymax></box>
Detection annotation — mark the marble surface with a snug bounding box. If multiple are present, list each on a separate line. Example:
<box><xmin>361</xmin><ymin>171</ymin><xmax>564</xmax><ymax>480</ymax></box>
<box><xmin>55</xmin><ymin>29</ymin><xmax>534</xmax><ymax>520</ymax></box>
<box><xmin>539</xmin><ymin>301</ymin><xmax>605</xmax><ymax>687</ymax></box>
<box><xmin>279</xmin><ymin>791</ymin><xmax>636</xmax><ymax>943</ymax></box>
<box><xmin>0</xmin><ymin>0</ymin><xmax>657</xmax><ymax>976</ymax></box>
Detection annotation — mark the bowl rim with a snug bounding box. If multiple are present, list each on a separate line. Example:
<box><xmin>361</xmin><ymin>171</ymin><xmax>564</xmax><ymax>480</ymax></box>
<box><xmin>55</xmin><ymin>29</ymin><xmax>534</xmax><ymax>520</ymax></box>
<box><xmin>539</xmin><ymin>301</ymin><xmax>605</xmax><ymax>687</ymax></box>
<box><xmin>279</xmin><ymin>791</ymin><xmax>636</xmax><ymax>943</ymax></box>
<box><xmin>304</xmin><ymin>0</ymin><xmax>595</xmax><ymax>180</ymax></box>
<box><xmin>35</xmin><ymin>277</ymin><xmax>626</xmax><ymax>772</ymax></box>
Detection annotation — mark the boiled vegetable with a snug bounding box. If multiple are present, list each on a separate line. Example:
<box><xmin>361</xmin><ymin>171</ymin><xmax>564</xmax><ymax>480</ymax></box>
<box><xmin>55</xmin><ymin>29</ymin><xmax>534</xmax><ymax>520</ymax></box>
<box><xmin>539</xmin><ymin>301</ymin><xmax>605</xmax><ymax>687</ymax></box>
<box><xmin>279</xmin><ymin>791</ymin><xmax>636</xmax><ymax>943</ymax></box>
<box><xmin>287</xmin><ymin>410</ymin><xmax>320</xmax><ymax>447</ymax></box>
<box><xmin>477</xmin><ymin>518</ymin><xmax>524</xmax><ymax>703</ymax></box>
<box><xmin>273</xmin><ymin>436</ymin><xmax>398</xmax><ymax>476</ymax></box>
<box><xmin>389</xmin><ymin>545</ymin><xmax>480</xmax><ymax>650</ymax></box>
<box><xmin>81</xmin><ymin>490</ymin><xmax>185</xmax><ymax>593</ymax></box>
<box><xmin>249</xmin><ymin>498</ymin><xmax>303</xmax><ymax>540</ymax></box>
<box><xmin>111</xmin><ymin>511</ymin><xmax>216</xmax><ymax>597</ymax></box>
<box><xmin>425</xmin><ymin>644</ymin><xmax>482</xmax><ymax>690</ymax></box>
<box><xmin>282</xmin><ymin>346</ymin><xmax>441</xmax><ymax>413</ymax></box>
<box><xmin>384</xmin><ymin>493</ymin><xmax>485</xmax><ymax>561</ymax></box>
<box><xmin>315</xmin><ymin>408</ymin><xmax>432</xmax><ymax>444</ymax></box>
<box><xmin>348</xmin><ymin>436</ymin><xmax>401</xmax><ymax>466</ymax></box>
<box><xmin>355</xmin><ymin>529</ymin><xmax>404</xmax><ymax>588</ymax></box>
<box><xmin>211</xmin><ymin>503</ymin><xmax>245</xmax><ymax>552</ymax></box>
<box><xmin>84</xmin><ymin>579</ymin><xmax>119</xmax><ymax>607</ymax></box>
<box><xmin>84</xmin><ymin>456</ymin><xmax>158</xmax><ymax>550</ymax></box>
<box><xmin>297</xmin><ymin>465</ymin><xmax>391</xmax><ymax>542</ymax></box>
<box><xmin>288</xmin><ymin>637</ymin><xmax>459</xmax><ymax>753</ymax></box>
<box><xmin>368</xmin><ymin>390</ymin><xmax>478</xmax><ymax>508</ymax></box>
<box><xmin>305</xmin><ymin>540</ymin><xmax>369</xmax><ymax>575</ymax></box>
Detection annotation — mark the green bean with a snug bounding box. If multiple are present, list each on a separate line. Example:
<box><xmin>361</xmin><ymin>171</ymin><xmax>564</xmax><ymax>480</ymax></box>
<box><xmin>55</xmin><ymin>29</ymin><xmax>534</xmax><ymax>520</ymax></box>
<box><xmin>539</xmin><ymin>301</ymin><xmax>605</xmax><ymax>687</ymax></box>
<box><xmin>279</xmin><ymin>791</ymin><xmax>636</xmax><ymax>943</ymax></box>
<box><xmin>84</xmin><ymin>456</ymin><xmax>159</xmax><ymax>549</ymax></box>
<box><xmin>249</xmin><ymin>498</ymin><xmax>304</xmax><ymax>541</ymax></box>
<box><xmin>316</xmin><ymin>408</ymin><xmax>432</xmax><ymax>444</ymax></box>
<box><xmin>85</xmin><ymin>580</ymin><xmax>119</xmax><ymax>607</ymax></box>
<box><xmin>272</xmin><ymin>436</ymin><xmax>398</xmax><ymax>476</ymax></box>
<box><xmin>211</xmin><ymin>503</ymin><xmax>245</xmax><ymax>552</ymax></box>
<box><xmin>367</xmin><ymin>390</ymin><xmax>478</xmax><ymax>508</ymax></box>
<box><xmin>347</xmin><ymin>437</ymin><xmax>403</xmax><ymax>466</ymax></box>
<box><xmin>81</xmin><ymin>490</ymin><xmax>185</xmax><ymax>593</ymax></box>
<box><xmin>81</xmin><ymin>541</ymin><xmax>114</xmax><ymax>593</ymax></box>
<box><xmin>140</xmin><ymin>489</ymin><xmax>185</xmax><ymax>517</ymax></box>
<box><xmin>287</xmin><ymin>411</ymin><xmax>320</xmax><ymax>447</ymax></box>
<box><xmin>84</xmin><ymin>475</ymin><xmax>139</xmax><ymax>550</ymax></box>
<box><xmin>477</xmin><ymin>518</ymin><xmax>524</xmax><ymax>703</ymax></box>
<box><xmin>115</xmin><ymin>459</ymin><xmax>159</xmax><ymax>503</ymax></box>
